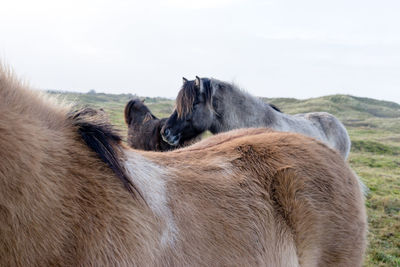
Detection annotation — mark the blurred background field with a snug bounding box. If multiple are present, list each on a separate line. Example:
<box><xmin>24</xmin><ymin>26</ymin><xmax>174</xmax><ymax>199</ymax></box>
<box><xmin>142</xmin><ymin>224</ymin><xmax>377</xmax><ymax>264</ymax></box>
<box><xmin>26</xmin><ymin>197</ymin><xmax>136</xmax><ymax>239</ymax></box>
<box><xmin>50</xmin><ymin>91</ymin><xmax>400</xmax><ymax>266</ymax></box>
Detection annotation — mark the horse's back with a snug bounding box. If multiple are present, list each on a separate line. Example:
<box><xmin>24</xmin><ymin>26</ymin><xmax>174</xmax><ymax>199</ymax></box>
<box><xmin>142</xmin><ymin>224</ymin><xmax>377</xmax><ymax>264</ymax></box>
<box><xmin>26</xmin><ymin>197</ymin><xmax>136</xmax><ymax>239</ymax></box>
<box><xmin>226</xmin><ymin>130</ymin><xmax>365</xmax><ymax>266</ymax></box>
<box><xmin>293</xmin><ymin>111</ymin><xmax>351</xmax><ymax>158</ymax></box>
<box><xmin>145</xmin><ymin>129</ymin><xmax>366</xmax><ymax>266</ymax></box>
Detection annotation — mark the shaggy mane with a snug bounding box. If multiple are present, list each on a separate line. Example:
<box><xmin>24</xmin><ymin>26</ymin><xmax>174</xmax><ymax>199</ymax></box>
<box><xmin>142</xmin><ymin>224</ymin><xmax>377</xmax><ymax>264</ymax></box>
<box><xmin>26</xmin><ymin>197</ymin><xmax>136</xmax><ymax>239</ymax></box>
<box><xmin>69</xmin><ymin>108</ymin><xmax>140</xmax><ymax>198</ymax></box>
<box><xmin>176</xmin><ymin>80</ymin><xmax>197</xmax><ymax>118</ymax></box>
<box><xmin>124</xmin><ymin>99</ymin><xmax>137</xmax><ymax>125</ymax></box>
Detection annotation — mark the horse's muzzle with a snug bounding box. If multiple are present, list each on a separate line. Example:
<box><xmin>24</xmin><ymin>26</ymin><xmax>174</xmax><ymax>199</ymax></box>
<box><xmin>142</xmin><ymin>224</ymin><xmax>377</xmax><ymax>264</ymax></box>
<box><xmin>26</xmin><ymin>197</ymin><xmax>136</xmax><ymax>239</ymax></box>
<box><xmin>161</xmin><ymin>128</ymin><xmax>180</xmax><ymax>146</ymax></box>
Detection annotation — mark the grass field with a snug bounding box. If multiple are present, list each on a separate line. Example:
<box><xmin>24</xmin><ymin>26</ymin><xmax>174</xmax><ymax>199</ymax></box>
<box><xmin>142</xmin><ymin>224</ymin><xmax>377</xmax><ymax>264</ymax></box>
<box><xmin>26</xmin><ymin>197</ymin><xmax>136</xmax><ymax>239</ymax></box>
<box><xmin>51</xmin><ymin>91</ymin><xmax>400</xmax><ymax>266</ymax></box>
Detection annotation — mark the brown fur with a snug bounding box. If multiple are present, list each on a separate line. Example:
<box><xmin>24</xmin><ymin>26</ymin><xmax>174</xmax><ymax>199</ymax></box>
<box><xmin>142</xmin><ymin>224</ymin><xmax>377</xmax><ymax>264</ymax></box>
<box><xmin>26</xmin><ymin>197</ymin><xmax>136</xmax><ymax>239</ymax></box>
<box><xmin>0</xmin><ymin>67</ymin><xmax>367</xmax><ymax>266</ymax></box>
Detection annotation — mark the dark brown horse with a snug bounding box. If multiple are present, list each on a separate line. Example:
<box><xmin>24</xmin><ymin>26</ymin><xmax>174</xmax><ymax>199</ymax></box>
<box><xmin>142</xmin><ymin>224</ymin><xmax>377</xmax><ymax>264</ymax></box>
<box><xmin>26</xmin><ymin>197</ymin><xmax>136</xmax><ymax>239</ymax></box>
<box><xmin>124</xmin><ymin>99</ymin><xmax>197</xmax><ymax>151</ymax></box>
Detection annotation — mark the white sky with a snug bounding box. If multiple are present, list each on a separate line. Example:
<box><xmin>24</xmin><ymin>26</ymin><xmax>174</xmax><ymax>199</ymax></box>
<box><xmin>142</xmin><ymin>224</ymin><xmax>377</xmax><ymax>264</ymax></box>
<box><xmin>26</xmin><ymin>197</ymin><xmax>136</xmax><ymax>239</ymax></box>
<box><xmin>1</xmin><ymin>0</ymin><xmax>399</xmax><ymax>103</ymax></box>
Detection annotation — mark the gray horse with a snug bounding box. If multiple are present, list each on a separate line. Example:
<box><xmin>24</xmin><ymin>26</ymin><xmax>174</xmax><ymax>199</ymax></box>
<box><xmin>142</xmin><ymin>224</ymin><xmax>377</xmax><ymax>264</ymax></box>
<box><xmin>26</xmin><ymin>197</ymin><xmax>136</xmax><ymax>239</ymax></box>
<box><xmin>162</xmin><ymin>76</ymin><xmax>351</xmax><ymax>159</ymax></box>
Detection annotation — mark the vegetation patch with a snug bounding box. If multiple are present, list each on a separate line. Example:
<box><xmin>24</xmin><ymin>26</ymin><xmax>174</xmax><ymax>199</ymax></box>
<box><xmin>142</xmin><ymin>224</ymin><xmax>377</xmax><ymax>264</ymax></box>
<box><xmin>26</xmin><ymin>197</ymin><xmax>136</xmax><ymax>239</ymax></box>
<box><xmin>351</xmin><ymin>140</ymin><xmax>400</xmax><ymax>155</ymax></box>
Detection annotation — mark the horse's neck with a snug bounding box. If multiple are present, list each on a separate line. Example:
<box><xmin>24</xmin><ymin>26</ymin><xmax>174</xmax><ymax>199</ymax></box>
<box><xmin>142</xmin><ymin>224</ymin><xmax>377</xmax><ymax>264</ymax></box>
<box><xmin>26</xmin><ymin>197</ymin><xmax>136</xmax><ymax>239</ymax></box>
<box><xmin>130</xmin><ymin>116</ymin><xmax>153</xmax><ymax>131</ymax></box>
<box><xmin>129</xmin><ymin>121</ymin><xmax>143</xmax><ymax>131</ymax></box>
<box><xmin>211</xmin><ymin>86</ymin><xmax>279</xmax><ymax>133</ymax></box>
<box><xmin>0</xmin><ymin>76</ymin><xmax>69</xmax><ymax>132</ymax></box>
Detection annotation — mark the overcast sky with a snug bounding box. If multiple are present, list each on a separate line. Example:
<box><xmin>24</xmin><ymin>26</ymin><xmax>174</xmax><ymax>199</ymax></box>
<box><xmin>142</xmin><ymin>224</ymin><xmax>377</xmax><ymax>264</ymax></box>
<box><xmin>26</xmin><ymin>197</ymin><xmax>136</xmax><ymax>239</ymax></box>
<box><xmin>1</xmin><ymin>0</ymin><xmax>399</xmax><ymax>103</ymax></box>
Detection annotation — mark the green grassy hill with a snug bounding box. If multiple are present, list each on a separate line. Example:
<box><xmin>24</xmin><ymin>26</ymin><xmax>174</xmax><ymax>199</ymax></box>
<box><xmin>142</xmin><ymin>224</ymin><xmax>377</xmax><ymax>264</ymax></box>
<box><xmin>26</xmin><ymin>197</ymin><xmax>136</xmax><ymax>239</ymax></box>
<box><xmin>51</xmin><ymin>91</ymin><xmax>400</xmax><ymax>266</ymax></box>
<box><xmin>265</xmin><ymin>95</ymin><xmax>400</xmax><ymax>119</ymax></box>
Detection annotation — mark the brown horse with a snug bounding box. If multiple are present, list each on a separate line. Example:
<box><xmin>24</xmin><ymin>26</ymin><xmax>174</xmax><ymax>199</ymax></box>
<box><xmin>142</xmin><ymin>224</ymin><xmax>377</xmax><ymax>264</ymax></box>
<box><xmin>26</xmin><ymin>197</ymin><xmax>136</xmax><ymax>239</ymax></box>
<box><xmin>124</xmin><ymin>99</ymin><xmax>198</xmax><ymax>151</ymax></box>
<box><xmin>124</xmin><ymin>98</ymin><xmax>174</xmax><ymax>151</ymax></box>
<box><xmin>0</xmin><ymin>66</ymin><xmax>367</xmax><ymax>266</ymax></box>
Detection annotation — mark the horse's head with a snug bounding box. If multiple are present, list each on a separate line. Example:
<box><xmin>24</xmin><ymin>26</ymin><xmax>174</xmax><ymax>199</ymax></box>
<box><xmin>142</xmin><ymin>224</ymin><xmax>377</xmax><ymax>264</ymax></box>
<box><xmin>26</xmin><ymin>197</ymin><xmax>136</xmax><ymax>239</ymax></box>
<box><xmin>124</xmin><ymin>98</ymin><xmax>157</xmax><ymax>126</ymax></box>
<box><xmin>161</xmin><ymin>76</ymin><xmax>216</xmax><ymax>146</ymax></box>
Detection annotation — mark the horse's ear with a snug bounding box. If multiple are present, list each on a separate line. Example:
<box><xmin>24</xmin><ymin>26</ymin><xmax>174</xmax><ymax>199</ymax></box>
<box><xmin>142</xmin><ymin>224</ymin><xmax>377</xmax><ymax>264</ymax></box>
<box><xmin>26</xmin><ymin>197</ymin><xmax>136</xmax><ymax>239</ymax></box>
<box><xmin>141</xmin><ymin>98</ymin><xmax>145</xmax><ymax>103</ymax></box>
<box><xmin>195</xmin><ymin>76</ymin><xmax>201</xmax><ymax>88</ymax></box>
<box><xmin>182</xmin><ymin>77</ymin><xmax>188</xmax><ymax>84</ymax></box>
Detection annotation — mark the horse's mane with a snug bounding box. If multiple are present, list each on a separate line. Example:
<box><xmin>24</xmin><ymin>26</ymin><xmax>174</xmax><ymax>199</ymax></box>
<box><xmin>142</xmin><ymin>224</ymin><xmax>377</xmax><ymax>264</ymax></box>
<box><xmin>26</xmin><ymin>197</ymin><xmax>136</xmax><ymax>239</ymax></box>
<box><xmin>125</xmin><ymin>99</ymin><xmax>137</xmax><ymax>125</ymax></box>
<box><xmin>176</xmin><ymin>80</ymin><xmax>197</xmax><ymax>119</ymax></box>
<box><xmin>69</xmin><ymin>108</ymin><xmax>140</xmax><ymax>197</ymax></box>
<box><xmin>269</xmin><ymin>103</ymin><xmax>282</xmax><ymax>113</ymax></box>
<box><xmin>207</xmin><ymin>78</ymin><xmax>283</xmax><ymax>114</ymax></box>
<box><xmin>176</xmin><ymin>78</ymin><xmax>217</xmax><ymax>119</ymax></box>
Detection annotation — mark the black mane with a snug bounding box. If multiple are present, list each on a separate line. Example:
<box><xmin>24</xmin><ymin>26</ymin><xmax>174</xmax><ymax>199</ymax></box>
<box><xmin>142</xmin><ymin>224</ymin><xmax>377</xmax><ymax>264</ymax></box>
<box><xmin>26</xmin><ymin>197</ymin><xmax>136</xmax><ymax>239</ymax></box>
<box><xmin>269</xmin><ymin>103</ymin><xmax>282</xmax><ymax>113</ymax></box>
<box><xmin>69</xmin><ymin>108</ymin><xmax>140</xmax><ymax>198</ymax></box>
